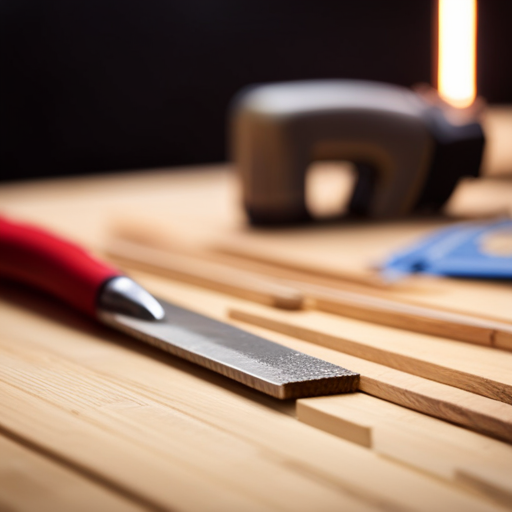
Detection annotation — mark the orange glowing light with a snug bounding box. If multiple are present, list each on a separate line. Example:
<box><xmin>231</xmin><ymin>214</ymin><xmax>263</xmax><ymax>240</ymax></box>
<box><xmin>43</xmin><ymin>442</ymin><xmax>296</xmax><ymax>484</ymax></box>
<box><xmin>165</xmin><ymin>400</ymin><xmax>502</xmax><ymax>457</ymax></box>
<box><xmin>438</xmin><ymin>0</ymin><xmax>477</xmax><ymax>108</ymax></box>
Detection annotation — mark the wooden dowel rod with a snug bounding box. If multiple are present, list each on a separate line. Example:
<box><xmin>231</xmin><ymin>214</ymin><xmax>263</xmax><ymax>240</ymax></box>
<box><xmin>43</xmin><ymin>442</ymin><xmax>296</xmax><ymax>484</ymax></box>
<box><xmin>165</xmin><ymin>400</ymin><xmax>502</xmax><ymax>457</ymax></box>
<box><xmin>285</xmin><ymin>281</ymin><xmax>512</xmax><ymax>350</ymax></box>
<box><xmin>105</xmin><ymin>238</ymin><xmax>303</xmax><ymax>310</ymax></box>
<box><xmin>107</xmin><ymin>225</ymin><xmax>512</xmax><ymax>350</ymax></box>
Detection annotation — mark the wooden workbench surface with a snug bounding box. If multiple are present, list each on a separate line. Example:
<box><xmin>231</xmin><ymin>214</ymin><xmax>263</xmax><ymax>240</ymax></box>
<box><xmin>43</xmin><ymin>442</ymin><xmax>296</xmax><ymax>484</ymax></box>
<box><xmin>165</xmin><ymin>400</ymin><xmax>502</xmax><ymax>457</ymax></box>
<box><xmin>1</xmin><ymin>165</ymin><xmax>511</xmax><ymax>512</ymax></box>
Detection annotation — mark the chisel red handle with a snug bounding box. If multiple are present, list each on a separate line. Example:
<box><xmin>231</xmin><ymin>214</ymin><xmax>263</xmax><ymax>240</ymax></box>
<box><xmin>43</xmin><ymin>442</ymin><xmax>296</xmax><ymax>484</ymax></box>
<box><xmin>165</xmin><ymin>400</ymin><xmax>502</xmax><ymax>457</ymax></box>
<box><xmin>0</xmin><ymin>215</ymin><xmax>121</xmax><ymax>317</ymax></box>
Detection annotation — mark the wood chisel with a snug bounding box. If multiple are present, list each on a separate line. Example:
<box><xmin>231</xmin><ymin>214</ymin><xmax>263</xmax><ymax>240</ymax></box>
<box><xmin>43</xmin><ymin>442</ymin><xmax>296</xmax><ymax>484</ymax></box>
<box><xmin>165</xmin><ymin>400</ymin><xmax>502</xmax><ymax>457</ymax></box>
<box><xmin>0</xmin><ymin>215</ymin><xmax>358</xmax><ymax>398</ymax></box>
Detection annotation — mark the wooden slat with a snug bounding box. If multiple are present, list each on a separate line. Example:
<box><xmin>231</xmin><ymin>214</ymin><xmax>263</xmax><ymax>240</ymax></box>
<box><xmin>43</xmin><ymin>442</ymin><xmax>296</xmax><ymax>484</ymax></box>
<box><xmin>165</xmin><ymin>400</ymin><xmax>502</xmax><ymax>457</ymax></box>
<box><xmin>0</xmin><ymin>434</ymin><xmax>147</xmax><ymax>512</ymax></box>
<box><xmin>296</xmin><ymin>392</ymin><xmax>512</xmax><ymax>507</ymax></box>
<box><xmin>0</xmin><ymin>283</ymin><xmax>505</xmax><ymax>512</ymax></box>
<box><xmin>226</xmin><ymin>303</ymin><xmax>512</xmax><ymax>406</ymax></box>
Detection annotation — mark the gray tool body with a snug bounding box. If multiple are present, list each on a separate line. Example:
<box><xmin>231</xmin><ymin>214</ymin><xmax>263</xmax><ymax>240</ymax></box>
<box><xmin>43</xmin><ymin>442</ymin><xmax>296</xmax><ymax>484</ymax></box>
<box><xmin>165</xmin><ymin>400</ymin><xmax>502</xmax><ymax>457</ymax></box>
<box><xmin>231</xmin><ymin>80</ymin><xmax>484</xmax><ymax>224</ymax></box>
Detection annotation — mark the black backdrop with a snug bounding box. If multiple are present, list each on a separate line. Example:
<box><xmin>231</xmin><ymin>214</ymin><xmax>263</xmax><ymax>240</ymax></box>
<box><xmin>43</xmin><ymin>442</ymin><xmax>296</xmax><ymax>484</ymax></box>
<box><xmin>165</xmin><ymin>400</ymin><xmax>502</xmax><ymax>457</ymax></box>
<box><xmin>1</xmin><ymin>0</ymin><xmax>511</xmax><ymax>181</ymax></box>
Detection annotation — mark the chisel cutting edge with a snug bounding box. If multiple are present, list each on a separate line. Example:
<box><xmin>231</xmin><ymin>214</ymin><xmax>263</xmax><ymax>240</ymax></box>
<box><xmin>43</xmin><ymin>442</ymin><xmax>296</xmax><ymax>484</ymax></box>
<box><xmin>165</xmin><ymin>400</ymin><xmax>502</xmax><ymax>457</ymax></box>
<box><xmin>0</xmin><ymin>215</ymin><xmax>359</xmax><ymax>398</ymax></box>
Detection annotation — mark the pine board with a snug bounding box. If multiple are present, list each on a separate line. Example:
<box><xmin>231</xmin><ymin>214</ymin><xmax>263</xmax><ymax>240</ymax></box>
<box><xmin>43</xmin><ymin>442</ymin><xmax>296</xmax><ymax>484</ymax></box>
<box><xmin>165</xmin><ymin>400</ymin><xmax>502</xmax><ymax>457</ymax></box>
<box><xmin>0</xmin><ymin>281</ymin><xmax>506</xmax><ymax>512</ymax></box>
<box><xmin>1</xmin><ymin>157</ymin><xmax>511</xmax><ymax>511</ymax></box>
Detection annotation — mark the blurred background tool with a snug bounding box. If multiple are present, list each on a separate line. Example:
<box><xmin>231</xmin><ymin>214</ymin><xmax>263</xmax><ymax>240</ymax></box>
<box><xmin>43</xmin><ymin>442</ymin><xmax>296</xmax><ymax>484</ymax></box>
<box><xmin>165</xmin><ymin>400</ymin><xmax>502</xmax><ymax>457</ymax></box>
<box><xmin>231</xmin><ymin>79</ymin><xmax>485</xmax><ymax>224</ymax></box>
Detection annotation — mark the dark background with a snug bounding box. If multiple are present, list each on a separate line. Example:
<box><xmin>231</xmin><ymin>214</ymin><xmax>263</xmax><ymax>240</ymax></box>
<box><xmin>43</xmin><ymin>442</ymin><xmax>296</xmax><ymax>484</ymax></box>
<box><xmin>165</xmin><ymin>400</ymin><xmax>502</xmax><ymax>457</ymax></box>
<box><xmin>1</xmin><ymin>0</ymin><xmax>511</xmax><ymax>181</ymax></box>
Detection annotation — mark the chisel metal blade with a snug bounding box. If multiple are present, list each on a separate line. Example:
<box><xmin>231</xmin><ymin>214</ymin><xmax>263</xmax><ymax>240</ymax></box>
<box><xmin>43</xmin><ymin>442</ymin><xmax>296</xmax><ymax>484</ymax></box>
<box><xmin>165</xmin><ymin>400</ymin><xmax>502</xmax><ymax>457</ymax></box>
<box><xmin>99</xmin><ymin>298</ymin><xmax>359</xmax><ymax>399</ymax></box>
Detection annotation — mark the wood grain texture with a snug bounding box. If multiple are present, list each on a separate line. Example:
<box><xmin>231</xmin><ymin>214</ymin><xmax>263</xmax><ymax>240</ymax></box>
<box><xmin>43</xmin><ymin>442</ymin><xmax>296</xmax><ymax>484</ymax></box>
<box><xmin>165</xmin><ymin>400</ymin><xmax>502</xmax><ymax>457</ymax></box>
<box><xmin>0</xmin><ymin>282</ymin><xmax>504</xmax><ymax>512</ymax></box>
<box><xmin>0</xmin><ymin>434</ymin><xmax>147</xmax><ymax>512</ymax></box>
<box><xmin>226</xmin><ymin>304</ymin><xmax>512</xmax><ymax>406</ymax></box>
<box><xmin>1</xmin><ymin>161</ymin><xmax>512</xmax><ymax>511</ymax></box>
<box><xmin>297</xmin><ymin>392</ymin><xmax>512</xmax><ymax>507</ymax></box>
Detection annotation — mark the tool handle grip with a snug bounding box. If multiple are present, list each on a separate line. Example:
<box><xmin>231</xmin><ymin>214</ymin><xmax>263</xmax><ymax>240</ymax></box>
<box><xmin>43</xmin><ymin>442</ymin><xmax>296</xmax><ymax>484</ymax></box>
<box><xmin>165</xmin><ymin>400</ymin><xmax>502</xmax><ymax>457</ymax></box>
<box><xmin>0</xmin><ymin>216</ymin><xmax>121</xmax><ymax>317</ymax></box>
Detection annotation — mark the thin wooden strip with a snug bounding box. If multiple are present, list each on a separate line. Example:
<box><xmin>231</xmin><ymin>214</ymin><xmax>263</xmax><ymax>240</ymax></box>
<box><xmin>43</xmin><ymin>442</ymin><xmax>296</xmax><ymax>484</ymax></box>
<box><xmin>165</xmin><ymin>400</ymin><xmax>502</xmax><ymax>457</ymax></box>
<box><xmin>190</xmin><ymin>253</ymin><xmax>512</xmax><ymax>332</ymax></box>
<box><xmin>110</xmin><ymin>218</ymin><xmax>393</xmax><ymax>289</ymax></box>
<box><xmin>109</xmin><ymin>218</ymin><xmax>410</xmax><ymax>292</ymax></box>
<box><xmin>108</xmin><ymin>226</ymin><xmax>512</xmax><ymax>348</ymax></box>
<box><xmin>0</xmin><ymin>287</ymin><xmax>504</xmax><ymax>512</ymax></box>
<box><xmin>0</xmin><ymin>341</ymin><xmax>374</xmax><ymax>512</ymax></box>
<box><xmin>208</xmin><ymin>226</ymin><xmax>512</xmax><ymax>324</ymax></box>
<box><xmin>226</xmin><ymin>304</ymin><xmax>512</xmax><ymax>406</ymax></box>
<box><xmin>204</xmin><ymin>251</ymin><xmax>512</xmax><ymax>338</ymax></box>
<box><xmin>226</xmin><ymin>309</ymin><xmax>512</xmax><ymax>442</ymax></box>
<box><xmin>296</xmin><ymin>393</ymin><xmax>512</xmax><ymax>507</ymax></box>
<box><xmin>106</xmin><ymin>238</ymin><xmax>303</xmax><ymax>310</ymax></box>
<box><xmin>258</xmin><ymin>275</ymin><xmax>512</xmax><ymax>348</ymax></box>
<box><xmin>306</xmin><ymin>286</ymin><xmax>511</xmax><ymax>347</ymax></box>
<box><xmin>0</xmin><ymin>433</ymin><xmax>148</xmax><ymax>512</ymax></box>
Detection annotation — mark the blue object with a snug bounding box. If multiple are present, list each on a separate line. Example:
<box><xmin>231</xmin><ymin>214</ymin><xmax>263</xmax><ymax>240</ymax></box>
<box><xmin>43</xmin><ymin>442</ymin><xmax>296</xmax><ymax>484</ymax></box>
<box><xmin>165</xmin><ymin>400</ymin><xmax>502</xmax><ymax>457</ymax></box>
<box><xmin>381</xmin><ymin>219</ymin><xmax>512</xmax><ymax>281</ymax></box>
